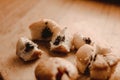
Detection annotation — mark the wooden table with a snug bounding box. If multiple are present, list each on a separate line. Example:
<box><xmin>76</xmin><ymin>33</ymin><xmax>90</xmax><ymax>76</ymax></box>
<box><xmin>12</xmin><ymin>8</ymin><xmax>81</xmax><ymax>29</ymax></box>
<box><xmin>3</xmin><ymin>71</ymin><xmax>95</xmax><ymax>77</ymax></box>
<box><xmin>0</xmin><ymin>0</ymin><xmax>120</xmax><ymax>80</ymax></box>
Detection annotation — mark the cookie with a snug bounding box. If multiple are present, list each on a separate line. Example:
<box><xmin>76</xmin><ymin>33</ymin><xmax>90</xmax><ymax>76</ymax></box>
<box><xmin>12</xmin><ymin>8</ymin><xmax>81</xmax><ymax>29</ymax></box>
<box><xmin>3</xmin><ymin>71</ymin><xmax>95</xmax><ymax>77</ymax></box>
<box><xmin>75</xmin><ymin>42</ymin><xmax>119</xmax><ymax>80</ymax></box>
<box><xmin>29</xmin><ymin>19</ymin><xmax>61</xmax><ymax>41</ymax></box>
<box><xmin>89</xmin><ymin>46</ymin><xmax>119</xmax><ymax>80</ymax></box>
<box><xmin>35</xmin><ymin>57</ymin><xmax>78</xmax><ymax>80</ymax></box>
<box><xmin>16</xmin><ymin>37</ymin><xmax>43</xmax><ymax>61</ymax></box>
<box><xmin>15</xmin><ymin>19</ymin><xmax>120</xmax><ymax>80</ymax></box>
<box><xmin>90</xmin><ymin>54</ymin><xmax>111</xmax><ymax>80</ymax></box>
<box><xmin>73</xmin><ymin>33</ymin><xmax>92</xmax><ymax>49</ymax></box>
<box><xmin>50</xmin><ymin>27</ymin><xmax>73</xmax><ymax>53</ymax></box>
<box><xmin>104</xmin><ymin>53</ymin><xmax>119</xmax><ymax>67</ymax></box>
<box><xmin>94</xmin><ymin>43</ymin><xmax>111</xmax><ymax>55</ymax></box>
<box><xmin>75</xmin><ymin>44</ymin><xmax>95</xmax><ymax>74</ymax></box>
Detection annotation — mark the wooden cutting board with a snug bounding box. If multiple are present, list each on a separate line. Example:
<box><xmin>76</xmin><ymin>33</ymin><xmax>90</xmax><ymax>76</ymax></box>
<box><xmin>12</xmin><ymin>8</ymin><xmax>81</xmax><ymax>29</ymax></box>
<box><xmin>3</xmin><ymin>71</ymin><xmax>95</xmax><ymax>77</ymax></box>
<box><xmin>0</xmin><ymin>0</ymin><xmax>120</xmax><ymax>80</ymax></box>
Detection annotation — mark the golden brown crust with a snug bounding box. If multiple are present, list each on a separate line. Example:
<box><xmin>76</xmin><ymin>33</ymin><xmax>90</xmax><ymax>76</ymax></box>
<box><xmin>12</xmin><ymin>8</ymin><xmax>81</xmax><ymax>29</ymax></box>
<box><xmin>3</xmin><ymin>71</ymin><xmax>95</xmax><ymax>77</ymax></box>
<box><xmin>76</xmin><ymin>44</ymin><xmax>95</xmax><ymax>74</ymax></box>
<box><xmin>35</xmin><ymin>58</ymin><xmax>78</xmax><ymax>80</ymax></box>
<box><xmin>35</xmin><ymin>60</ymin><xmax>55</xmax><ymax>80</ymax></box>
<box><xmin>90</xmin><ymin>55</ymin><xmax>109</xmax><ymax>69</ymax></box>
<box><xmin>29</xmin><ymin>19</ymin><xmax>61</xmax><ymax>41</ymax></box>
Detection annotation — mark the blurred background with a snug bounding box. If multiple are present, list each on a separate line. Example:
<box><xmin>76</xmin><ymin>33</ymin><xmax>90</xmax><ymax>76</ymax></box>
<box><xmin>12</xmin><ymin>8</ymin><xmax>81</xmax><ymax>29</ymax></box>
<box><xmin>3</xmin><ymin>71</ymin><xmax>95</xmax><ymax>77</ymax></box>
<box><xmin>0</xmin><ymin>0</ymin><xmax>120</xmax><ymax>79</ymax></box>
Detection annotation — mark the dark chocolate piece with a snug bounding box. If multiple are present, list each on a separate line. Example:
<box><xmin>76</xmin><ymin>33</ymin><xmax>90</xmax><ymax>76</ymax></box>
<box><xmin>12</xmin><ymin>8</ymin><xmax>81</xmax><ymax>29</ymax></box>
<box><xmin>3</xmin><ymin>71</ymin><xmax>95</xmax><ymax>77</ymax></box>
<box><xmin>41</xmin><ymin>27</ymin><xmax>53</xmax><ymax>39</ymax></box>
<box><xmin>25</xmin><ymin>42</ymin><xmax>34</xmax><ymax>52</ymax></box>
<box><xmin>83</xmin><ymin>37</ymin><xmax>91</xmax><ymax>44</ymax></box>
<box><xmin>84</xmin><ymin>63</ymin><xmax>90</xmax><ymax>75</ymax></box>
<box><xmin>90</xmin><ymin>55</ymin><xmax>93</xmax><ymax>61</ymax></box>
<box><xmin>53</xmin><ymin>36</ymin><xmax>65</xmax><ymax>45</ymax></box>
<box><xmin>56</xmin><ymin>68</ymin><xmax>69</xmax><ymax>80</ymax></box>
<box><xmin>45</xmin><ymin>21</ymin><xmax>48</xmax><ymax>25</ymax></box>
<box><xmin>84</xmin><ymin>55</ymin><xmax>95</xmax><ymax>75</ymax></box>
<box><xmin>93</xmin><ymin>54</ymin><xmax>97</xmax><ymax>61</ymax></box>
<box><xmin>61</xmin><ymin>36</ymin><xmax>65</xmax><ymax>42</ymax></box>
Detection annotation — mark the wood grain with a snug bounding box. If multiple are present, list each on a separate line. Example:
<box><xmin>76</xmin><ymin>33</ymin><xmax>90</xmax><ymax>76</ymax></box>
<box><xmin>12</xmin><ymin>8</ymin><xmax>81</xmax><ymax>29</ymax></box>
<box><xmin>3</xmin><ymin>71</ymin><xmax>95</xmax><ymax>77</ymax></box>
<box><xmin>0</xmin><ymin>0</ymin><xmax>120</xmax><ymax>80</ymax></box>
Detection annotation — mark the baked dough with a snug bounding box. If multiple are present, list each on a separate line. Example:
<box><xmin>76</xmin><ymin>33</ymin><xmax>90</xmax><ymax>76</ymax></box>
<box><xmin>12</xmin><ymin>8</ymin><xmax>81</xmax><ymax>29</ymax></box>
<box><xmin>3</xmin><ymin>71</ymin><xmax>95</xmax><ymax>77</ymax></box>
<box><xmin>29</xmin><ymin>19</ymin><xmax>60</xmax><ymax>41</ymax></box>
<box><xmin>73</xmin><ymin>33</ymin><xmax>92</xmax><ymax>49</ymax></box>
<box><xmin>94</xmin><ymin>43</ymin><xmax>111</xmax><ymax>55</ymax></box>
<box><xmin>76</xmin><ymin>43</ymin><xmax>119</xmax><ymax>80</ymax></box>
<box><xmin>16</xmin><ymin>37</ymin><xmax>43</xmax><ymax>61</ymax></box>
<box><xmin>14</xmin><ymin>19</ymin><xmax>120</xmax><ymax>80</ymax></box>
<box><xmin>50</xmin><ymin>27</ymin><xmax>72</xmax><ymax>53</ymax></box>
<box><xmin>104</xmin><ymin>53</ymin><xmax>119</xmax><ymax>67</ymax></box>
<box><xmin>75</xmin><ymin>44</ymin><xmax>95</xmax><ymax>74</ymax></box>
<box><xmin>35</xmin><ymin>57</ymin><xmax>78</xmax><ymax>80</ymax></box>
<box><xmin>90</xmin><ymin>54</ymin><xmax>111</xmax><ymax>80</ymax></box>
